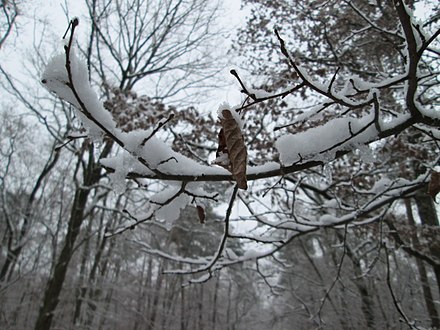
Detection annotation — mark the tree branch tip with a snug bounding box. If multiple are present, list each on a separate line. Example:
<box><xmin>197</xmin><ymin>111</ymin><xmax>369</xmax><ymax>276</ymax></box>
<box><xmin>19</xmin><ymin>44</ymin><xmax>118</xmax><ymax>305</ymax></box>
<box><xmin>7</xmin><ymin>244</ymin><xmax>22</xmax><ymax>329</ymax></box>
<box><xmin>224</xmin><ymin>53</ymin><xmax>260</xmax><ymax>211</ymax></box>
<box><xmin>274</xmin><ymin>28</ymin><xmax>284</xmax><ymax>40</ymax></box>
<box><xmin>62</xmin><ymin>18</ymin><xmax>79</xmax><ymax>40</ymax></box>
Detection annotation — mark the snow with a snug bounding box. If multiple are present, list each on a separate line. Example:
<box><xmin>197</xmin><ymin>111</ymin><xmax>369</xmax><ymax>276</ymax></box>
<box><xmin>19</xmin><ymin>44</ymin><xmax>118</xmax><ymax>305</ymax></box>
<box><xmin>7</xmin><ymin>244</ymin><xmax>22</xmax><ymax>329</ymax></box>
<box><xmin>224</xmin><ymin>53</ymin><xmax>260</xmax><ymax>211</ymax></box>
<box><xmin>247</xmin><ymin>162</ymin><xmax>280</xmax><ymax>175</ymax></box>
<box><xmin>319</xmin><ymin>214</ymin><xmax>339</xmax><ymax>225</ymax></box>
<box><xmin>190</xmin><ymin>273</ymin><xmax>211</xmax><ymax>283</ymax></box>
<box><xmin>371</xmin><ymin>178</ymin><xmax>393</xmax><ymax>193</ymax></box>
<box><xmin>217</xmin><ymin>102</ymin><xmax>244</xmax><ymax>130</ymax></box>
<box><xmin>147</xmin><ymin>184</ymin><xmax>191</xmax><ymax>228</ymax></box>
<box><xmin>41</xmin><ymin>54</ymin><xmax>70</xmax><ymax>96</ymax></box>
<box><xmin>243</xmin><ymin>248</ymin><xmax>260</xmax><ymax>259</ymax></box>
<box><xmin>340</xmin><ymin>79</ymin><xmax>357</xmax><ymax>96</ymax></box>
<box><xmin>39</xmin><ymin>14</ymin><xmax>432</xmax><ymax>262</ymax></box>
<box><xmin>225</xmin><ymin>248</ymin><xmax>238</xmax><ymax>260</ymax></box>
<box><xmin>350</xmin><ymin>76</ymin><xmax>374</xmax><ymax>91</ymax></box>
<box><xmin>185</xmin><ymin>182</ymin><xmax>218</xmax><ymax>199</ymax></box>
<box><xmin>322</xmin><ymin>164</ymin><xmax>333</xmax><ymax>185</ymax></box>
<box><xmin>212</xmin><ymin>152</ymin><xmax>230</xmax><ymax>167</ymax></box>
<box><xmin>43</xmin><ymin>47</ymin><xmax>239</xmax><ymax>180</ymax></box>
<box><xmin>154</xmin><ymin>193</ymin><xmax>191</xmax><ymax>229</ymax></box>
<box><xmin>322</xmin><ymin>199</ymin><xmax>339</xmax><ymax>208</ymax></box>
<box><xmin>275</xmin><ymin>113</ymin><xmax>377</xmax><ymax>166</ymax></box>
<box><xmin>290</xmin><ymin>102</ymin><xmax>330</xmax><ymax>124</ymax></box>
<box><xmin>217</xmin><ymin>102</ymin><xmax>231</xmax><ymax>119</ymax></box>
<box><xmin>107</xmin><ymin>153</ymin><xmax>132</xmax><ymax>194</ymax></box>
<box><xmin>357</xmin><ymin>144</ymin><xmax>375</xmax><ymax>163</ymax></box>
<box><xmin>419</xmin><ymin>105</ymin><xmax>440</xmax><ymax>121</ymax></box>
<box><xmin>42</xmin><ymin>49</ymin><xmax>118</xmax><ymax>141</ymax></box>
<box><xmin>296</xmin><ymin>65</ymin><xmax>328</xmax><ymax>91</ymax></box>
<box><xmin>246</xmin><ymin>87</ymin><xmax>273</xmax><ymax>99</ymax></box>
<box><xmin>100</xmin><ymin>153</ymin><xmax>154</xmax><ymax>177</ymax></box>
<box><xmin>141</xmin><ymin>182</ymin><xmax>217</xmax><ymax>229</ymax></box>
<box><xmin>379</xmin><ymin>112</ymin><xmax>411</xmax><ymax>131</ymax></box>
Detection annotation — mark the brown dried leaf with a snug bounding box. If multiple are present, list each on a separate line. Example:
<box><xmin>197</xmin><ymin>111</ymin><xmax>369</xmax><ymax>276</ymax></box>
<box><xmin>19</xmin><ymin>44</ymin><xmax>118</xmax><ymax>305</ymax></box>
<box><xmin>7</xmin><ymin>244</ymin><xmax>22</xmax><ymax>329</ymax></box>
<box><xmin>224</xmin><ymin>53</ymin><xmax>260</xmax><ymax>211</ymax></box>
<box><xmin>220</xmin><ymin>109</ymin><xmax>248</xmax><ymax>190</ymax></box>
<box><xmin>213</xmin><ymin>128</ymin><xmax>229</xmax><ymax>170</ymax></box>
<box><xmin>216</xmin><ymin>128</ymin><xmax>227</xmax><ymax>158</ymax></box>
<box><xmin>196</xmin><ymin>205</ymin><xmax>205</xmax><ymax>224</ymax></box>
<box><xmin>428</xmin><ymin>171</ymin><xmax>440</xmax><ymax>201</ymax></box>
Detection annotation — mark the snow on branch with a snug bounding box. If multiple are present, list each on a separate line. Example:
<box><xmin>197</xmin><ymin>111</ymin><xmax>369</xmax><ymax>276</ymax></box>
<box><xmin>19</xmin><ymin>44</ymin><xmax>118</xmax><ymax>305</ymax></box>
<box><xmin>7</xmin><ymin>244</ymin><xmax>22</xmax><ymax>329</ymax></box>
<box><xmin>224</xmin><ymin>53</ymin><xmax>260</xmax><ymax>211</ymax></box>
<box><xmin>40</xmin><ymin>1</ymin><xmax>440</xmax><ymax>277</ymax></box>
<box><xmin>42</xmin><ymin>10</ymin><xmax>438</xmax><ymax>187</ymax></box>
<box><xmin>42</xmin><ymin>19</ymin><xmax>228</xmax><ymax>180</ymax></box>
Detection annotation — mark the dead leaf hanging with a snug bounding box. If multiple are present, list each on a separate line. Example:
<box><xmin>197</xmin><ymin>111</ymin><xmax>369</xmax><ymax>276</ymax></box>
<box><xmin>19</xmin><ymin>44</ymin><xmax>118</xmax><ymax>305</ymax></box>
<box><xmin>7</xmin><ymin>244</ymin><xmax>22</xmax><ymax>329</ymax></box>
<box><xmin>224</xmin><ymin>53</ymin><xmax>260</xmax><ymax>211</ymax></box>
<box><xmin>196</xmin><ymin>205</ymin><xmax>205</xmax><ymax>224</ymax></box>
<box><xmin>219</xmin><ymin>109</ymin><xmax>248</xmax><ymax>190</ymax></box>
<box><xmin>428</xmin><ymin>171</ymin><xmax>440</xmax><ymax>201</ymax></box>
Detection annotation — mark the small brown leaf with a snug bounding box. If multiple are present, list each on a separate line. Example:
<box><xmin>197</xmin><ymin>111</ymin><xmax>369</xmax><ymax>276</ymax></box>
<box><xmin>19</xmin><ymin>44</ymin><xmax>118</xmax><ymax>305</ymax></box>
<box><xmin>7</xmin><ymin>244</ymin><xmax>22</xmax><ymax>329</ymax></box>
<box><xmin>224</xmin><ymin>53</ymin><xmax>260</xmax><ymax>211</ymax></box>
<box><xmin>428</xmin><ymin>171</ymin><xmax>440</xmax><ymax>201</ymax></box>
<box><xmin>220</xmin><ymin>109</ymin><xmax>248</xmax><ymax>190</ymax></box>
<box><xmin>196</xmin><ymin>205</ymin><xmax>205</xmax><ymax>224</ymax></box>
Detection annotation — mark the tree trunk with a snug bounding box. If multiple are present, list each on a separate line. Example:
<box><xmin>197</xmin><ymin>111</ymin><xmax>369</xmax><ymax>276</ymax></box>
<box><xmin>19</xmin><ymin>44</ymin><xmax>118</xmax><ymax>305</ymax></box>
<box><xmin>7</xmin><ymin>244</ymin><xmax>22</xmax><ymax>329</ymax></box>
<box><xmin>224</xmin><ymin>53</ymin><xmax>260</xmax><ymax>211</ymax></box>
<box><xmin>0</xmin><ymin>147</ymin><xmax>60</xmax><ymax>284</ymax></box>
<box><xmin>161</xmin><ymin>276</ymin><xmax>176</xmax><ymax>330</ymax></box>
<box><xmin>226</xmin><ymin>280</ymin><xmax>232</xmax><ymax>330</ymax></box>
<box><xmin>334</xmin><ymin>230</ymin><xmax>376</xmax><ymax>329</ymax></box>
<box><xmin>72</xmin><ymin>212</ymin><xmax>95</xmax><ymax>325</ymax></box>
<box><xmin>211</xmin><ymin>273</ymin><xmax>220</xmax><ymax>330</ymax></box>
<box><xmin>414</xmin><ymin>191</ymin><xmax>440</xmax><ymax>298</ymax></box>
<box><xmin>307</xmin><ymin>235</ymin><xmax>350</xmax><ymax>330</ymax></box>
<box><xmin>34</xmin><ymin>142</ymin><xmax>111</xmax><ymax>330</ymax></box>
<box><xmin>197</xmin><ymin>284</ymin><xmax>204</xmax><ymax>330</ymax></box>
<box><xmin>147</xmin><ymin>260</ymin><xmax>166</xmax><ymax>330</ymax></box>
<box><xmin>406</xmin><ymin>198</ymin><xmax>440</xmax><ymax>328</ymax></box>
<box><xmin>133</xmin><ymin>255</ymin><xmax>148</xmax><ymax>330</ymax></box>
<box><xmin>145</xmin><ymin>256</ymin><xmax>154</xmax><ymax>323</ymax></box>
<box><xmin>84</xmin><ymin>229</ymin><xmax>117</xmax><ymax>328</ymax></box>
<box><xmin>180</xmin><ymin>279</ymin><xmax>186</xmax><ymax>330</ymax></box>
<box><xmin>97</xmin><ymin>264</ymin><xmax>120</xmax><ymax>330</ymax></box>
<box><xmin>34</xmin><ymin>185</ymin><xmax>91</xmax><ymax>330</ymax></box>
<box><xmin>414</xmin><ymin>192</ymin><xmax>439</xmax><ymax>227</ymax></box>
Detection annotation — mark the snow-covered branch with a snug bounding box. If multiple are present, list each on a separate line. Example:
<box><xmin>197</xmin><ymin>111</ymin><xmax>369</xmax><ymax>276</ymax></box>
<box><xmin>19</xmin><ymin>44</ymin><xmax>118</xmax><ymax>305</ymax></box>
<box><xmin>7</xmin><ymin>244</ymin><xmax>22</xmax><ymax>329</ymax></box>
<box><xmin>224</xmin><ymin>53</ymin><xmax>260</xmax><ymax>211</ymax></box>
<box><xmin>40</xmin><ymin>0</ymin><xmax>440</xmax><ymax>276</ymax></box>
<box><xmin>44</xmin><ymin>7</ymin><xmax>439</xmax><ymax>187</ymax></box>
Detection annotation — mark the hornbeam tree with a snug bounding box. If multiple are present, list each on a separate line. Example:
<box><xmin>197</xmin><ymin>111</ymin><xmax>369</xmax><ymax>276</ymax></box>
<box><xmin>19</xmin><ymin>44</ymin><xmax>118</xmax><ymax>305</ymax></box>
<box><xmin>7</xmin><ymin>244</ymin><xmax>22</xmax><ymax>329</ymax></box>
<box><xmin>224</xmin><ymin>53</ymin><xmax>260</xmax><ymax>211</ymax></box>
<box><xmin>42</xmin><ymin>0</ymin><xmax>439</xmax><ymax>292</ymax></box>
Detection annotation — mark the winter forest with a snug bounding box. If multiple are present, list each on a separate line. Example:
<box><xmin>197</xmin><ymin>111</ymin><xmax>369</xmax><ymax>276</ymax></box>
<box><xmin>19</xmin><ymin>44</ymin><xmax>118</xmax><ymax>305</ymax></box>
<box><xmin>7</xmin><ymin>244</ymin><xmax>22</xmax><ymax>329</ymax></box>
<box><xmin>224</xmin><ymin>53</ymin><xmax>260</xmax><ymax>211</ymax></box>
<box><xmin>1</xmin><ymin>0</ymin><xmax>440</xmax><ymax>329</ymax></box>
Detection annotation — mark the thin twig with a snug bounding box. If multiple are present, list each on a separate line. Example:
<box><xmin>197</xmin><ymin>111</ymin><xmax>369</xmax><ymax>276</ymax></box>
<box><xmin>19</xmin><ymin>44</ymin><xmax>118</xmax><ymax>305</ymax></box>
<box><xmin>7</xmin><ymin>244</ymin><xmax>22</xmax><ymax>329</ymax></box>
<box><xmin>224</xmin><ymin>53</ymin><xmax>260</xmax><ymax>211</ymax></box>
<box><xmin>140</xmin><ymin>113</ymin><xmax>175</xmax><ymax>146</ymax></box>
<box><xmin>189</xmin><ymin>185</ymin><xmax>238</xmax><ymax>275</ymax></box>
<box><xmin>315</xmin><ymin>224</ymin><xmax>348</xmax><ymax>322</ymax></box>
<box><xmin>384</xmin><ymin>245</ymin><xmax>421</xmax><ymax>329</ymax></box>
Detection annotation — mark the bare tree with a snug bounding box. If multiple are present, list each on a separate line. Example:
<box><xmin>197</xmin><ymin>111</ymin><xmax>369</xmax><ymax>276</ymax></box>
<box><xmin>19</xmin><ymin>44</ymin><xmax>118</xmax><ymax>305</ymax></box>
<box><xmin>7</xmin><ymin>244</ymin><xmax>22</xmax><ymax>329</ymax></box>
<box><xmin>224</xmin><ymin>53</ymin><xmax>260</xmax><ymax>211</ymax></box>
<box><xmin>32</xmin><ymin>1</ymin><xmax>226</xmax><ymax>329</ymax></box>
<box><xmin>82</xmin><ymin>0</ymin><xmax>224</xmax><ymax>102</ymax></box>
<box><xmin>0</xmin><ymin>0</ymin><xmax>19</xmax><ymax>49</ymax></box>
